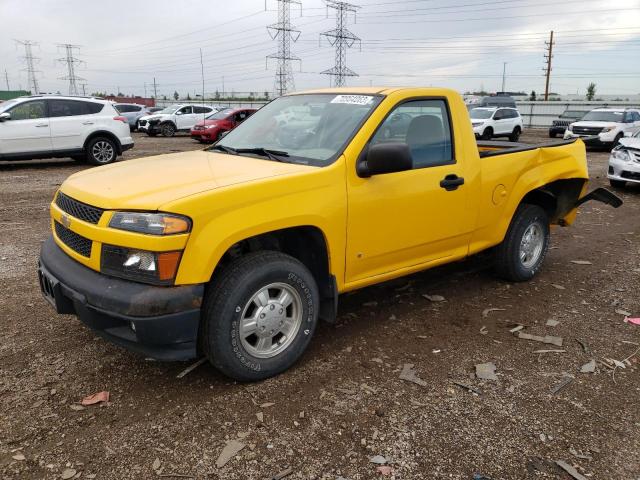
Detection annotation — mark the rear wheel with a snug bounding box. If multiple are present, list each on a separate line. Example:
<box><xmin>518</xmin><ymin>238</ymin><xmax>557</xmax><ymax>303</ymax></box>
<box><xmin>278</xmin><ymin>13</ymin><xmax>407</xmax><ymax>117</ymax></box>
<box><xmin>202</xmin><ymin>251</ymin><xmax>319</xmax><ymax>381</ymax></box>
<box><xmin>509</xmin><ymin>126</ymin><xmax>521</xmax><ymax>142</ymax></box>
<box><xmin>160</xmin><ymin>122</ymin><xmax>176</xmax><ymax>137</ymax></box>
<box><xmin>481</xmin><ymin>127</ymin><xmax>493</xmax><ymax>140</ymax></box>
<box><xmin>85</xmin><ymin>137</ymin><xmax>117</xmax><ymax>166</ymax></box>
<box><xmin>494</xmin><ymin>204</ymin><xmax>550</xmax><ymax>282</ymax></box>
<box><xmin>609</xmin><ymin>179</ymin><xmax>626</xmax><ymax>188</ymax></box>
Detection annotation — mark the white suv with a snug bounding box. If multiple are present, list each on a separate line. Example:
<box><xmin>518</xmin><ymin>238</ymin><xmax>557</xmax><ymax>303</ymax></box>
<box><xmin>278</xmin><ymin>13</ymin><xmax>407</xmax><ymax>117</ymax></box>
<box><xmin>469</xmin><ymin>107</ymin><xmax>523</xmax><ymax>141</ymax></box>
<box><xmin>0</xmin><ymin>96</ymin><xmax>133</xmax><ymax>165</ymax></box>
<box><xmin>564</xmin><ymin>108</ymin><xmax>640</xmax><ymax>148</ymax></box>
<box><xmin>138</xmin><ymin>104</ymin><xmax>218</xmax><ymax>137</ymax></box>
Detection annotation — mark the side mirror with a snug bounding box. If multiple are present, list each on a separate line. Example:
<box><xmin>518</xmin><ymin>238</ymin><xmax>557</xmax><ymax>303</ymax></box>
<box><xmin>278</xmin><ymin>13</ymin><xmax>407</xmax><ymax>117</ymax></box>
<box><xmin>0</xmin><ymin>112</ymin><xmax>10</xmax><ymax>122</ymax></box>
<box><xmin>175</xmin><ymin>111</ymin><xmax>183</xmax><ymax>115</ymax></box>
<box><xmin>357</xmin><ymin>142</ymin><xmax>412</xmax><ymax>178</ymax></box>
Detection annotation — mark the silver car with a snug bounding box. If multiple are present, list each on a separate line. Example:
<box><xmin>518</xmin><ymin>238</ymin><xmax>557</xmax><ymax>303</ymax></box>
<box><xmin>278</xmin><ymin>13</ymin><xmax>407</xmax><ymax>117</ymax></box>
<box><xmin>114</xmin><ymin>103</ymin><xmax>151</xmax><ymax>131</ymax></box>
<box><xmin>608</xmin><ymin>130</ymin><xmax>640</xmax><ymax>188</ymax></box>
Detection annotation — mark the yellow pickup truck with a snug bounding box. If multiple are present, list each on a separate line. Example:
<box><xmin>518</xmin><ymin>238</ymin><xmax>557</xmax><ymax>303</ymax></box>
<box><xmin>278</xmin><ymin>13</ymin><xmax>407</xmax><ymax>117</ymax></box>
<box><xmin>38</xmin><ymin>87</ymin><xmax>621</xmax><ymax>381</ymax></box>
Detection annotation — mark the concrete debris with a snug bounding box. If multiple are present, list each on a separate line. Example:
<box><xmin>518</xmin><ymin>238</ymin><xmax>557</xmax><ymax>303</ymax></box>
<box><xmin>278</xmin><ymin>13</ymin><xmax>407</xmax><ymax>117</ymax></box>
<box><xmin>570</xmin><ymin>260</ymin><xmax>592</xmax><ymax>265</ymax></box>
<box><xmin>615</xmin><ymin>309</ymin><xmax>632</xmax><ymax>317</ymax></box>
<box><xmin>61</xmin><ymin>469</ymin><xmax>77</xmax><ymax>480</ymax></box>
<box><xmin>259</xmin><ymin>402</ymin><xmax>275</xmax><ymax>408</ymax></box>
<box><xmin>482</xmin><ymin>307</ymin><xmax>505</xmax><ymax>318</ymax></box>
<box><xmin>399</xmin><ymin>363</ymin><xmax>428</xmax><ymax>387</ymax></box>
<box><xmin>256</xmin><ymin>412</ymin><xmax>264</xmax><ymax>423</ymax></box>
<box><xmin>369</xmin><ymin>455</ymin><xmax>387</xmax><ymax>465</ymax></box>
<box><xmin>422</xmin><ymin>294</ymin><xmax>445</xmax><ymax>302</ymax></box>
<box><xmin>580</xmin><ymin>360</ymin><xmax>596</xmax><ymax>373</ymax></box>
<box><xmin>518</xmin><ymin>332</ymin><xmax>563</xmax><ymax>347</ymax></box>
<box><xmin>11</xmin><ymin>453</ymin><xmax>25</xmax><ymax>461</ymax></box>
<box><xmin>545</xmin><ymin>319</ymin><xmax>560</xmax><ymax>327</ymax></box>
<box><xmin>475</xmin><ymin>362</ymin><xmax>498</xmax><ymax>381</ymax></box>
<box><xmin>509</xmin><ymin>325</ymin><xmax>525</xmax><ymax>333</ymax></box>
<box><xmin>556</xmin><ymin>460</ymin><xmax>589</xmax><ymax>480</ymax></box>
<box><xmin>551</xmin><ymin>284</ymin><xmax>566</xmax><ymax>290</ymax></box>
<box><xmin>216</xmin><ymin>439</ymin><xmax>246</xmax><ymax>468</ymax></box>
<box><xmin>176</xmin><ymin>358</ymin><xmax>207</xmax><ymax>379</ymax></box>
<box><xmin>152</xmin><ymin>458</ymin><xmax>161</xmax><ymax>471</ymax></box>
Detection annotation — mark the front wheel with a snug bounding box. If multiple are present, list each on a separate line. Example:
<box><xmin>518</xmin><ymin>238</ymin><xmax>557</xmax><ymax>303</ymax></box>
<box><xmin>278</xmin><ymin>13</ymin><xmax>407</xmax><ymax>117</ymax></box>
<box><xmin>85</xmin><ymin>137</ymin><xmax>117</xmax><ymax>166</ymax></box>
<box><xmin>494</xmin><ymin>204</ymin><xmax>550</xmax><ymax>282</ymax></box>
<box><xmin>509</xmin><ymin>127</ymin><xmax>521</xmax><ymax>142</ymax></box>
<box><xmin>481</xmin><ymin>127</ymin><xmax>493</xmax><ymax>140</ymax></box>
<box><xmin>202</xmin><ymin>251</ymin><xmax>320</xmax><ymax>381</ymax></box>
<box><xmin>160</xmin><ymin>123</ymin><xmax>176</xmax><ymax>137</ymax></box>
<box><xmin>609</xmin><ymin>179</ymin><xmax>626</xmax><ymax>188</ymax></box>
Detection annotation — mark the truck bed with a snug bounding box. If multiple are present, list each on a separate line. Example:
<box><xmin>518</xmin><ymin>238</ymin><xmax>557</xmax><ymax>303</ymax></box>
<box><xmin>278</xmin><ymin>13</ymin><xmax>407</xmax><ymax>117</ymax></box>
<box><xmin>477</xmin><ymin>138</ymin><xmax>579</xmax><ymax>158</ymax></box>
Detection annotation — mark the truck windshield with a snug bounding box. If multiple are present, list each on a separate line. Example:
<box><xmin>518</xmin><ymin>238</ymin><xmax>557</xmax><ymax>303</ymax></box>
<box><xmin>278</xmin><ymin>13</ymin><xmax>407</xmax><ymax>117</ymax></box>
<box><xmin>581</xmin><ymin>111</ymin><xmax>624</xmax><ymax>122</ymax></box>
<box><xmin>212</xmin><ymin>93</ymin><xmax>383</xmax><ymax>166</ymax></box>
<box><xmin>469</xmin><ymin>109</ymin><xmax>494</xmax><ymax>119</ymax></box>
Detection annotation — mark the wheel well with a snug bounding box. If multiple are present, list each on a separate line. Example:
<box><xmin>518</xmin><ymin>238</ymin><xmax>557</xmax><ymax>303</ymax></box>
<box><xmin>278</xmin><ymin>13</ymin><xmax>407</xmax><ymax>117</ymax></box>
<box><xmin>212</xmin><ymin>226</ymin><xmax>337</xmax><ymax>320</ymax></box>
<box><xmin>160</xmin><ymin>120</ymin><xmax>176</xmax><ymax>127</ymax></box>
<box><xmin>520</xmin><ymin>178</ymin><xmax>586</xmax><ymax>224</ymax></box>
<box><xmin>84</xmin><ymin>131</ymin><xmax>122</xmax><ymax>155</ymax></box>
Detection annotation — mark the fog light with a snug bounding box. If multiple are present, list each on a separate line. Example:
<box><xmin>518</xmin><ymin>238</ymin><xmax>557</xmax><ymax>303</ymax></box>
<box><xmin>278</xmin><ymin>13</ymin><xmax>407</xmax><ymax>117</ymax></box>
<box><xmin>123</xmin><ymin>251</ymin><xmax>156</xmax><ymax>271</ymax></box>
<box><xmin>101</xmin><ymin>245</ymin><xmax>182</xmax><ymax>285</ymax></box>
<box><xmin>130</xmin><ymin>321</ymin><xmax>136</xmax><ymax>332</ymax></box>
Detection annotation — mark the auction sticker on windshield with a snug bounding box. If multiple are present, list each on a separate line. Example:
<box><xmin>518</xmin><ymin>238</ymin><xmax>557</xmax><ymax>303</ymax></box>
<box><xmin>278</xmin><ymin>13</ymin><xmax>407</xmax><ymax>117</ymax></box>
<box><xmin>330</xmin><ymin>95</ymin><xmax>374</xmax><ymax>105</ymax></box>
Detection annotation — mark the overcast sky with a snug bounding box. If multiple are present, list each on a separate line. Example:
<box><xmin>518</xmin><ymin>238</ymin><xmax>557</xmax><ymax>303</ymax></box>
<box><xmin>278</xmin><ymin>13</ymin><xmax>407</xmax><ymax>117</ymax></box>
<box><xmin>1</xmin><ymin>0</ymin><xmax>639</xmax><ymax>98</ymax></box>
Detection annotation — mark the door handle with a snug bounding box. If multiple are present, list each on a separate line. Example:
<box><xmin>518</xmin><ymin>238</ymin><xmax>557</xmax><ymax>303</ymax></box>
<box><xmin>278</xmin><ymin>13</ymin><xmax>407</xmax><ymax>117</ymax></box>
<box><xmin>82</xmin><ymin>121</ymin><xmax>94</xmax><ymax>125</ymax></box>
<box><xmin>35</xmin><ymin>123</ymin><xmax>49</xmax><ymax>128</ymax></box>
<box><xmin>440</xmin><ymin>174</ymin><xmax>465</xmax><ymax>191</ymax></box>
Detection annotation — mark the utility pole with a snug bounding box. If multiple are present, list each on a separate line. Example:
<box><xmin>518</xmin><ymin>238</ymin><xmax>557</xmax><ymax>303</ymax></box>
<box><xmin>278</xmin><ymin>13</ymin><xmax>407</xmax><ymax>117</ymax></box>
<box><xmin>153</xmin><ymin>77</ymin><xmax>158</xmax><ymax>99</ymax></box>
<box><xmin>4</xmin><ymin>69</ymin><xmax>10</xmax><ymax>90</ymax></box>
<box><xmin>266</xmin><ymin>0</ymin><xmax>301</xmax><ymax>97</ymax></box>
<box><xmin>81</xmin><ymin>83</ymin><xmax>87</xmax><ymax>96</ymax></box>
<box><xmin>15</xmin><ymin>40</ymin><xmax>41</xmax><ymax>94</ymax></box>
<box><xmin>501</xmin><ymin>62</ymin><xmax>507</xmax><ymax>92</ymax></box>
<box><xmin>57</xmin><ymin>44</ymin><xmax>85</xmax><ymax>96</ymax></box>
<box><xmin>320</xmin><ymin>1</ymin><xmax>361</xmax><ymax>87</ymax></box>
<box><xmin>144</xmin><ymin>82</ymin><xmax>147</xmax><ymax>98</ymax></box>
<box><xmin>543</xmin><ymin>30</ymin><xmax>554</xmax><ymax>101</ymax></box>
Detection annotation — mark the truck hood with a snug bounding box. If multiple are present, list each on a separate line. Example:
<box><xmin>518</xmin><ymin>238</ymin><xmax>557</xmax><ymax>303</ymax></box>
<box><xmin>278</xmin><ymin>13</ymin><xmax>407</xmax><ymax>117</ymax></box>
<box><xmin>60</xmin><ymin>150</ymin><xmax>316</xmax><ymax>211</ymax></box>
<box><xmin>571</xmin><ymin>121</ymin><xmax>618</xmax><ymax>128</ymax></box>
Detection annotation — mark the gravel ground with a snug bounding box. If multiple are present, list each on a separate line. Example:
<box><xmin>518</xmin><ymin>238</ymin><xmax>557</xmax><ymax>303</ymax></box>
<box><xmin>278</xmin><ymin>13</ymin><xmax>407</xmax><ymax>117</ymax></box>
<box><xmin>0</xmin><ymin>131</ymin><xmax>639</xmax><ymax>480</ymax></box>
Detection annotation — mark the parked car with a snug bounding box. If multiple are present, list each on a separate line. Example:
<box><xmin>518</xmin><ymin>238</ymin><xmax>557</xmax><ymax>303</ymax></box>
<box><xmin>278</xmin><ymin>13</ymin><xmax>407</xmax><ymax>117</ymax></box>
<box><xmin>147</xmin><ymin>107</ymin><xmax>164</xmax><ymax>114</ymax></box>
<box><xmin>465</xmin><ymin>94</ymin><xmax>516</xmax><ymax>110</ymax></box>
<box><xmin>0</xmin><ymin>95</ymin><xmax>133</xmax><ymax>165</ymax></box>
<box><xmin>548</xmin><ymin>110</ymin><xmax>587</xmax><ymax>138</ymax></box>
<box><xmin>190</xmin><ymin>108</ymin><xmax>256</xmax><ymax>143</ymax></box>
<box><xmin>608</xmin><ymin>130</ymin><xmax>640</xmax><ymax>188</ymax></box>
<box><xmin>564</xmin><ymin>108</ymin><xmax>640</xmax><ymax>148</ymax></box>
<box><xmin>38</xmin><ymin>87</ymin><xmax>621</xmax><ymax>381</ymax></box>
<box><xmin>138</xmin><ymin>104</ymin><xmax>218</xmax><ymax>137</ymax></box>
<box><xmin>469</xmin><ymin>107</ymin><xmax>523</xmax><ymax>141</ymax></box>
<box><xmin>114</xmin><ymin>103</ymin><xmax>151</xmax><ymax>131</ymax></box>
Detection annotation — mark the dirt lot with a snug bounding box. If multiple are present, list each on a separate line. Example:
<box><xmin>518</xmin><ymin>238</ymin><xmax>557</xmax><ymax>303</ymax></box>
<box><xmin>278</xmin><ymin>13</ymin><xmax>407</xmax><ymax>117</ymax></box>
<box><xmin>1</xmin><ymin>131</ymin><xmax>639</xmax><ymax>480</ymax></box>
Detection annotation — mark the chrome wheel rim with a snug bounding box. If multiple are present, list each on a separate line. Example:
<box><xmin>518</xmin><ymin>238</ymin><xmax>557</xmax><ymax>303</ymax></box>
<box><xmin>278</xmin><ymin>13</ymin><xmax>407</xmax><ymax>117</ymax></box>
<box><xmin>239</xmin><ymin>282</ymin><xmax>303</xmax><ymax>359</ymax></box>
<box><xmin>163</xmin><ymin>125</ymin><xmax>175</xmax><ymax>136</ymax></box>
<box><xmin>92</xmin><ymin>141</ymin><xmax>114</xmax><ymax>163</ymax></box>
<box><xmin>519</xmin><ymin>223</ymin><xmax>544</xmax><ymax>269</ymax></box>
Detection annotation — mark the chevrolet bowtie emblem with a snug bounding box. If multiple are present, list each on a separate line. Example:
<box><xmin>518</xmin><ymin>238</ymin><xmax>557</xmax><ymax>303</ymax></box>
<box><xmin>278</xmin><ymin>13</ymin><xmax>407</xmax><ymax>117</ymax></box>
<box><xmin>61</xmin><ymin>214</ymin><xmax>71</xmax><ymax>229</ymax></box>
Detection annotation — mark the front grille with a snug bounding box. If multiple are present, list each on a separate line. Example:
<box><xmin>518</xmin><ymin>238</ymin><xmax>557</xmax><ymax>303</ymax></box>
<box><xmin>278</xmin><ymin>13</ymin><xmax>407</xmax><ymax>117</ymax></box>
<box><xmin>573</xmin><ymin>126</ymin><xmax>604</xmax><ymax>135</ymax></box>
<box><xmin>552</xmin><ymin>120</ymin><xmax>570</xmax><ymax>127</ymax></box>
<box><xmin>54</xmin><ymin>221</ymin><xmax>92</xmax><ymax>257</ymax></box>
<box><xmin>621</xmin><ymin>171</ymin><xmax>640</xmax><ymax>181</ymax></box>
<box><xmin>55</xmin><ymin>192</ymin><xmax>103</xmax><ymax>224</ymax></box>
<box><xmin>139</xmin><ymin>120</ymin><xmax>147</xmax><ymax>126</ymax></box>
<box><xmin>629</xmin><ymin>149</ymin><xmax>640</xmax><ymax>162</ymax></box>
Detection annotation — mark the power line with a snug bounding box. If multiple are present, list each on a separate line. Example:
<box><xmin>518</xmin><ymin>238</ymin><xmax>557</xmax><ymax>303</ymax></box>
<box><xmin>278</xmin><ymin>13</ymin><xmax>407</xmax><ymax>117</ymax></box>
<box><xmin>15</xmin><ymin>40</ymin><xmax>41</xmax><ymax>94</ymax></box>
<box><xmin>266</xmin><ymin>0</ymin><xmax>302</xmax><ymax>96</ymax></box>
<box><xmin>543</xmin><ymin>30</ymin><xmax>554</xmax><ymax>101</ymax></box>
<box><xmin>57</xmin><ymin>44</ymin><xmax>85</xmax><ymax>96</ymax></box>
<box><xmin>320</xmin><ymin>1</ymin><xmax>361</xmax><ymax>87</ymax></box>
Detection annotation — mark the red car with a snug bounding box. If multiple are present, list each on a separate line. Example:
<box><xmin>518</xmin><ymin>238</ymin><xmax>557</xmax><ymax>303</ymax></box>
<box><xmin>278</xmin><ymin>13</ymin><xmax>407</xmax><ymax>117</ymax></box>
<box><xmin>190</xmin><ymin>107</ymin><xmax>256</xmax><ymax>143</ymax></box>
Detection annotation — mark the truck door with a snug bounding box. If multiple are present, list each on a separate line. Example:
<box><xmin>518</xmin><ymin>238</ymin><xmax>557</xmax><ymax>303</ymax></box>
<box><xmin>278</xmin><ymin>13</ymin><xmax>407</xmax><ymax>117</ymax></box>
<box><xmin>345</xmin><ymin>98</ymin><xmax>475</xmax><ymax>284</ymax></box>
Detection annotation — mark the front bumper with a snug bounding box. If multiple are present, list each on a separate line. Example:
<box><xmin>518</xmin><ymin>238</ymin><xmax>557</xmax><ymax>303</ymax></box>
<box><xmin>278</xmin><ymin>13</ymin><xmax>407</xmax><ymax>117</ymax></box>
<box><xmin>564</xmin><ymin>132</ymin><xmax>617</xmax><ymax>146</ymax></box>
<box><xmin>38</xmin><ymin>237</ymin><xmax>204</xmax><ymax>361</ymax></box>
<box><xmin>139</xmin><ymin>122</ymin><xmax>161</xmax><ymax>134</ymax></box>
<box><xmin>549</xmin><ymin>126</ymin><xmax>566</xmax><ymax>136</ymax></box>
<box><xmin>608</xmin><ymin>155</ymin><xmax>640</xmax><ymax>184</ymax></box>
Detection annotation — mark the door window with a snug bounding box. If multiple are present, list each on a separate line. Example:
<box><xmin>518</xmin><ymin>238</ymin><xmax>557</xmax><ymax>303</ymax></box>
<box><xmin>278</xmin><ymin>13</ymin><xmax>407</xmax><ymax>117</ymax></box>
<box><xmin>178</xmin><ymin>106</ymin><xmax>193</xmax><ymax>115</ymax></box>
<box><xmin>193</xmin><ymin>106</ymin><xmax>210</xmax><ymax>114</ymax></box>
<box><xmin>49</xmin><ymin>100</ymin><xmax>103</xmax><ymax>117</ymax></box>
<box><xmin>371</xmin><ymin>99</ymin><xmax>454</xmax><ymax>169</ymax></box>
<box><xmin>8</xmin><ymin>100</ymin><xmax>47</xmax><ymax>120</ymax></box>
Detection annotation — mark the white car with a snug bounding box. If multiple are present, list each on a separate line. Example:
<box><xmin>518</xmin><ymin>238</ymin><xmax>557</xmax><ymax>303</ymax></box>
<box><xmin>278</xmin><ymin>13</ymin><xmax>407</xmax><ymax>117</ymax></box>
<box><xmin>608</xmin><ymin>130</ymin><xmax>640</xmax><ymax>188</ymax></box>
<box><xmin>138</xmin><ymin>104</ymin><xmax>218</xmax><ymax>137</ymax></box>
<box><xmin>469</xmin><ymin>107</ymin><xmax>523</xmax><ymax>141</ymax></box>
<box><xmin>564</xmin><ymin>108</ymin><xmax>640</xmax><ymax>148</ymax></box>
<box><xmin>0</xmin><ymin>95</ymin><xmax>133</xmax><ymax>165</ymax></box>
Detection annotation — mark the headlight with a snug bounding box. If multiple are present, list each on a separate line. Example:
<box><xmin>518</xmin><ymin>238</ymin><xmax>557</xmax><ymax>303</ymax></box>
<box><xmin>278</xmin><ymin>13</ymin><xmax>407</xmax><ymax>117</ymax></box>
<box><xmin>601</xmin><ymin>127</ymin><xmax>615</xmax><ymax>133</ymax></box>
<box><xmin>109</xmin><ymin>212</ymin><xmax>191</xmax><ymax>235</ymax></box>
<box><xmin>206</xmin><ymin>124</ymin><xmax>217</xmax><ymax>129</ymax></box>
<box><xmin>567</xmin><ymin>125</ymin><xmax>573</xmax><ymax>132</ymax></box>
<box><xmin>611</xmin><ymin>148</ymin><xmax>632</xmax><ymax>162</ymax></box>
<box><xmin>101</xmin><ymin>245</ymin><xmax>182</xmax><ymax>285</ymax></box>
<box><xmin>472</xmin><ymin>122</ymin><xmax>483</xmax><ymax>127</ymax></box>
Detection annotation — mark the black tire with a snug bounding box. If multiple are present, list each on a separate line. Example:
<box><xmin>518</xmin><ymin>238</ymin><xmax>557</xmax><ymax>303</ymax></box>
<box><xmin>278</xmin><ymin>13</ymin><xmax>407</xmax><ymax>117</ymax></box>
<box><xmin>509</xmin><ymin>127</ymin><xmax>521</xmax><ymax>142</ymax></box>
<box><xmin>160</xmin><ymin>122</ymin><xmax>176</xmax><ymax>137</ymax></box>
<box><xmin>609</xmin><ymin>179</ymin><xmax>626</xmax><ymax>188</ymax></box>
<box><xmin>85</xmin><ymin>136</ymin><xmax>118</xmax><ymax>166</ymax></box>
<box><xmin>494</xmin><ymin>204</ymin><xmax>550</xmax><ymax>282</ymax></box>
<box><xmin>612</xmin><ymin>133</ymin><xmax>623</xmax><ymax>148</ymax></box>
<box><xmin>549</xmin><ymin>131</ymin><xmax>557</xmax><ymax>138</ymax></box>
<box><xmin>202</xmin><ymin>251</ymin><xmax>320</xmax><ymax>382</ymax></box>
<box><xmin>481</xmin><ymin>127</ymin><xmax>493</xmax><ymax>140</ymax></box>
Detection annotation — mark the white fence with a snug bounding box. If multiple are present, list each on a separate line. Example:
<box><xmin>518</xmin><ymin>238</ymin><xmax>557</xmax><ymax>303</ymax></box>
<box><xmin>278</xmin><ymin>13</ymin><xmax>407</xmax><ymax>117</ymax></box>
<box><xmin>515</xmin><ymin>101</ymin><xmax>640</xmax><ymax>128</ymax></box>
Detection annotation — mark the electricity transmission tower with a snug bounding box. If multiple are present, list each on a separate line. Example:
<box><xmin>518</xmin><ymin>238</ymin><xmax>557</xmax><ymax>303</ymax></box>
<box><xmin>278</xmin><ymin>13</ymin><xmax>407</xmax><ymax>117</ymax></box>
<box><xmin>57</xmin><ymin>44</ymin><xmax>85</xmax><ymax>96</ymax></box>
<box><xmin>266</xmin><ymin>0</ymin><xmax>301</xmax><ymax>97</ymax></box>
<box><xmin>320</xmin><ymin>1</ymin><xmax>361</xmax><ymax>87</ymax></box>
<box><xmin>543</xmin><ymin>30</ymin><xmax>554</xmax><ymax>101</ymax></box>
<box><xmin>15</xmin><ymin>40</ymin><xmax>41</xmax><ymax>94</ymax></box>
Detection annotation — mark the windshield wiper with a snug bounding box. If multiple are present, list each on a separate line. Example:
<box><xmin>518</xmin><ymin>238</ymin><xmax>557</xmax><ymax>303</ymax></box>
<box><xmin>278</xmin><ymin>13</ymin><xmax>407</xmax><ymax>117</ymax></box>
<box><xmin>209</xmin><ymin>144</ymin><xmax>238</xmax><ymax>155</ymax></box>
<box><xmin>234</xmin><ymin>147</ymin><xmax>290</xmax><ymax>162</ymax></box>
